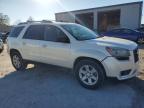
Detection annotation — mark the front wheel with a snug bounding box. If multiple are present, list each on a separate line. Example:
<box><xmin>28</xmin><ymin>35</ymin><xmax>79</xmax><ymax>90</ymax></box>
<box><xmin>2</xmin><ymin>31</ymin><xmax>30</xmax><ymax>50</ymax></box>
<box><xmin>10</xmin><ymin>52</ymin><xmax>27</xmax><ymax>70</ymax></box>
<box><xmin>74</xmin><ymin>60</ymin><xmax>105</xmax><ymax>89</ymax></box>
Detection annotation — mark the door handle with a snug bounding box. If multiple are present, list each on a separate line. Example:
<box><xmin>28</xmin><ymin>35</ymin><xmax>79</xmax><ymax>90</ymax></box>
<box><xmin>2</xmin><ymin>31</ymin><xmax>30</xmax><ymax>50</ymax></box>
<box><xmin>42</xmin><ymin>44</ymin><xmax>47</xmax><ymax>48</ymax></box>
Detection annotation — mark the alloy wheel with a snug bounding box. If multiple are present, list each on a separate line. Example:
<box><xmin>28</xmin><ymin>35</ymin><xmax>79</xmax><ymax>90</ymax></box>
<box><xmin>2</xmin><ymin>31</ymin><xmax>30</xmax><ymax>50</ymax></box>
<box><xmin>79</xmin><ymin>65</ymin><xmax>98</xmax><ymax>85</ymax></box>
<box><xmin>12</xmin><ymin>55</ymin><xmax>21</xmax><ymax>69</ymax></box>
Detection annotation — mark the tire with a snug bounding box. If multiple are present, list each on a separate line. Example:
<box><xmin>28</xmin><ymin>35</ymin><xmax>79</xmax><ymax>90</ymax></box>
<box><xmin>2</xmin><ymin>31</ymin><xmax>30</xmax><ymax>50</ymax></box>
<box><xmin>10</xmin><ymin>52</ymin><xmax>27</xmax><ymax>71</ymax></box>
<box><xmin>0</xmin><ymin>49</ymin><xmax>3</xmax><ymax>54</ymax></box>
<box><xmin>74</xmin><ymin>60</ymin><xmax>105</xmax><ymax>89</ymax></box>
<box><xmin>0</xmin><ymin>46</ymin><xmax>4</xmax><ymax>54</ymax></box>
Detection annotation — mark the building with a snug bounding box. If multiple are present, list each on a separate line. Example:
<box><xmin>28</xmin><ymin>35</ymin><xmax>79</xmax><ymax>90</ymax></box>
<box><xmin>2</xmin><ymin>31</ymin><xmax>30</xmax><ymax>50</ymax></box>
<box><xmin>55</xmin><ymin>1</ymin><xmax>143</xmax><ymax>32</ymax></box>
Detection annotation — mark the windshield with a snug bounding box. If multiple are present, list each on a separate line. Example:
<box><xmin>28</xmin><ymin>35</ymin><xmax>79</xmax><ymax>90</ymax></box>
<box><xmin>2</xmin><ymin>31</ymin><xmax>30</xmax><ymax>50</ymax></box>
<box><xmin>61</xmin><ymin>24</ymin><xmax>99</xmax><ymax>40</ymax></box>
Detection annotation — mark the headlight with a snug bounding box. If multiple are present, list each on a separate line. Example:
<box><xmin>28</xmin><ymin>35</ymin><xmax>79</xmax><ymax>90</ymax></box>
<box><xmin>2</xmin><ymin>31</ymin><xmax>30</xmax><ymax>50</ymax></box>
<box><xmin>106</xmin><ymin>47</ymin><xmax>130</xmax><ymax>60</ymax></box>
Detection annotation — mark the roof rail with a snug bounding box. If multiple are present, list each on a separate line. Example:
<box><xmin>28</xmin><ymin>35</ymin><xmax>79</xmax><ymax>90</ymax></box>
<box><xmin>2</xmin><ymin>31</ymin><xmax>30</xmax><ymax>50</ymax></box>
<box><xmin>18</xmin><ymin>20</ymin><xmax>54</xmax><ymax>25</ymax></box>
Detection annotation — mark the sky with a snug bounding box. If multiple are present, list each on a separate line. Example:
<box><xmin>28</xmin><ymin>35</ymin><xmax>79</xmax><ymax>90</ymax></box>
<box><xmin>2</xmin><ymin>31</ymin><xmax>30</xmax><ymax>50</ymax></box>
<box><xmin>0</xmin><ymin>0</ymin><xmax>143</xmax><ymax>25</ymax></box>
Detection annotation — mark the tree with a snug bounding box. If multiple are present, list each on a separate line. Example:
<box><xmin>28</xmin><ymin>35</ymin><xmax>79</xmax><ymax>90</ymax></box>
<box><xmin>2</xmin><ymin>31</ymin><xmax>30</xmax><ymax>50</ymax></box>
<box><xmin>13</xmin><ymin>20</ymin><xmax>21</xmax><ymax>25</ymax></box>
<box><xmin>0</xmin><ymin>13</ymin><xmax>10</xmax><ymax>25</ymax></box>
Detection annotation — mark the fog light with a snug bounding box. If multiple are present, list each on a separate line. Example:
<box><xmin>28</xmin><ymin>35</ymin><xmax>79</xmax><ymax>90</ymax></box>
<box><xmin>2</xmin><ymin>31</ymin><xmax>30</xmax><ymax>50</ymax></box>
<box><xmin>120</xmin><ymin>69</ymin><xmax>131</xmax><ymax>76</ymax></box>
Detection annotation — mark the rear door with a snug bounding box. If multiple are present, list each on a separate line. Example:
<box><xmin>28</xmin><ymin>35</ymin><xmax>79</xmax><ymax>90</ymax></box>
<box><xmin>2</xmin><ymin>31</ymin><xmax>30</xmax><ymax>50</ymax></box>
<box><xmin>40</xmin><ymin>25</ymin><xmax>72</xmax><ymax>67</ymax></box>
<box><xmin>21</xmin><ymin>24</ymin><xmax>45</xmax><ymax>62</ymax></box>
<box><xmin>8</xmin><ymin>26</ymin><xmax>25</xmax><ymax>53</ymax></box>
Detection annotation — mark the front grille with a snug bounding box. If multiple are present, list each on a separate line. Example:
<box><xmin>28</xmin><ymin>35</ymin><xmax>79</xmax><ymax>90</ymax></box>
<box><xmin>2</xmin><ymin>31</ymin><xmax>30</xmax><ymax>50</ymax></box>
<box><xmin>133</xmin><ymin>48</ymin><xmax>139</xmax><ymax>63</ymax></box>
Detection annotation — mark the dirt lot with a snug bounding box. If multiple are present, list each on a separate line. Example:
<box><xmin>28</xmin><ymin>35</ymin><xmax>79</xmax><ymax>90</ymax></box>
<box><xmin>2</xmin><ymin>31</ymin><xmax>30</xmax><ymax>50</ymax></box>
<box><xmin>0</xmin><ymin>45</ymin><xmax>144</xmax><ymax>108</ymax></box>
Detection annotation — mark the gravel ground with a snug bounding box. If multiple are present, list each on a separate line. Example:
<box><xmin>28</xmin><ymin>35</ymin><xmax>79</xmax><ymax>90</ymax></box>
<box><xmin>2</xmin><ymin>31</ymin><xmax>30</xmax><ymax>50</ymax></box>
<box><xmin>0</xmin><ymin>45</ymin><xmax>144</xmax><ymax>108</ymax></box>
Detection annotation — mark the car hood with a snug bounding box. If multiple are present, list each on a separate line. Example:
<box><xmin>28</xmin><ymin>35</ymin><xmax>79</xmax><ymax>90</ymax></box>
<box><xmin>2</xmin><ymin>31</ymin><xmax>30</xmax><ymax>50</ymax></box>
<box><xmin>85</xmin><ymin>36</ymin><xmax>138</xmax><ymax>50</ymax></box>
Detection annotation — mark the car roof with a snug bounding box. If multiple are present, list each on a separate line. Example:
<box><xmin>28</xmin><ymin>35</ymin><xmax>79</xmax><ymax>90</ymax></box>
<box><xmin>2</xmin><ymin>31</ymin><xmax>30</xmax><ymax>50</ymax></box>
<box><xmin>107</xmin><ymin>28</ymin><xmax>140</xmax><ymax>33</ymax></box>
<box><xmin>111</xmin><ymin>28</ymin><xmax>131</xmax><ymax>30</ymax></box>
<box><xmin>15</xmin><ymin>21</ymin><xmax>75</xmax><ymax>27</ymax></box>
<box><xmin>13</xmin><ymin>22</ymin><xmax>76</xmax><ymax>29</ymax></box>
<box><xmin>109</xmin><ymin>28</ymin><xmax>137</xmax><ymax>31</ymax></box>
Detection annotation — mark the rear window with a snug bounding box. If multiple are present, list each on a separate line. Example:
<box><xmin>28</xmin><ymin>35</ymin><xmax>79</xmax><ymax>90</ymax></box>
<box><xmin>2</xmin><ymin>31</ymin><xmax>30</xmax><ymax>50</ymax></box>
<box><xmin>111</xmin><ymin>29</ymin><xmax>121</xmax><ymax>33</ymax></box>
<box><xmin>122</xmin><ymin>29</ymin><xmax>133</xmax><ymax>34</ymax></box>
<box><xmin>9</xmin><ymin>26</ymin><xmax>24</xmax><ymax>38</ymax></box>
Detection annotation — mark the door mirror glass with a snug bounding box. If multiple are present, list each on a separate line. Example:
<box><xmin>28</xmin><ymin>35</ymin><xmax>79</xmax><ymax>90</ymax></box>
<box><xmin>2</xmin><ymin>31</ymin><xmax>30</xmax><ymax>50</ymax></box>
<box><xmin>57</xmin><ymin>36</ymin><xmax>70</xmax><ymax>43</ymax></box>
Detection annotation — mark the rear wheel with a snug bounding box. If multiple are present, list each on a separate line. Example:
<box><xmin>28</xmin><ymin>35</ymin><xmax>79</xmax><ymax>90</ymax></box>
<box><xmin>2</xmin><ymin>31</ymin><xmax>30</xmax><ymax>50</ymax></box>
<box><xmin>10</xmin><ymin>52</ymin><xmax>27</xmax><ymax>70</ymax></box>
<box><xmin>0</xmin><ymin>49</ymin><xmax>3</xmax><ymax>54</ymax></box>
<box><xmin>74</xmin><ymin>60</ymin><xmax>105</xmax><ymax>89</ymax></box>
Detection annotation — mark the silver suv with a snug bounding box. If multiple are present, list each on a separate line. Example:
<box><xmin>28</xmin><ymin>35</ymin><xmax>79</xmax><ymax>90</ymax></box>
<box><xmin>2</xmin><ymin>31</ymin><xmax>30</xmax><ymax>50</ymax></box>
<box><xmin>7</xmin><ymin>21</ymin><xmax>139</xmax><ymax>89</ymax></box>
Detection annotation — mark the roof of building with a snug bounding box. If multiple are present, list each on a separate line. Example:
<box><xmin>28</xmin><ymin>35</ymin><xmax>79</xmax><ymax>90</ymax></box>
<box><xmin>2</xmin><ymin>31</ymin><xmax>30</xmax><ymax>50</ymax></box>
<box><xmin>55</xmin><ymin>1</ymin><xmax>143</xmax><ymax>15</ymax></box>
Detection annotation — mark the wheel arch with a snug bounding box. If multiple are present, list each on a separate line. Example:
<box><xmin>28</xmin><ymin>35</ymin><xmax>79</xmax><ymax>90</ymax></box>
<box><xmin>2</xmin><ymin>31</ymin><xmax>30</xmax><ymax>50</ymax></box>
<box><xmin>10</xmin><ymin>49</ymin><xmax>21</xmax><ymax>56</ymax></box>
<box><xmin>74</xmin><ymin>57</ymin><xmax>106</xmax><ymax>76</ymax></box>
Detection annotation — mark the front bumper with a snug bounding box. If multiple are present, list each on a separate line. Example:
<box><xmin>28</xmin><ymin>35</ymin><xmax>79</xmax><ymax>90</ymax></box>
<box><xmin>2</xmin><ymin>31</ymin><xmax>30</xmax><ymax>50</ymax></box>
<box><xmin>102</xmin><ymin>51</ymin><xmax>139</xmax><ymax>80</ymax></box>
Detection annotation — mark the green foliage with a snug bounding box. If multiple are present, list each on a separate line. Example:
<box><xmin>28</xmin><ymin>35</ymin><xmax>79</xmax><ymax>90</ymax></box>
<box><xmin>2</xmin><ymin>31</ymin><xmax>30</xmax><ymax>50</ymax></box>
<box><xmin>0</xmin><ymin>13</ymin><xmax>10</xmax><ymax>25</ymax></box>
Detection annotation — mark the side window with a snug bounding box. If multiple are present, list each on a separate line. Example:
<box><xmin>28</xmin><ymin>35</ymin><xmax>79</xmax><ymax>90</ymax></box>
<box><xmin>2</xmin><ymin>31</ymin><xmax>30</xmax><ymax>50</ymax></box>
<box><xmin>44</xmin><ymin>25</ymin><xmax>70</xmax><ymax>43</ymax></box>
<box><xmin>9</xmin><ymin>26</ymin><xmax>24</xmax><ymax>38</ymax></box>
<box><xmin>122</xmin><ymin>29</ymin><xmax>133</xmax><ymax>34</ymax></box>
<box><xmin>112</xmin><ymin>29</ymin><xmax>121</xmax><ymax>33</ymax></box>
<box><xmin>23</xmin><ymin>25</ymin><xmax>45</xmax><ymax>40</ymax></box>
